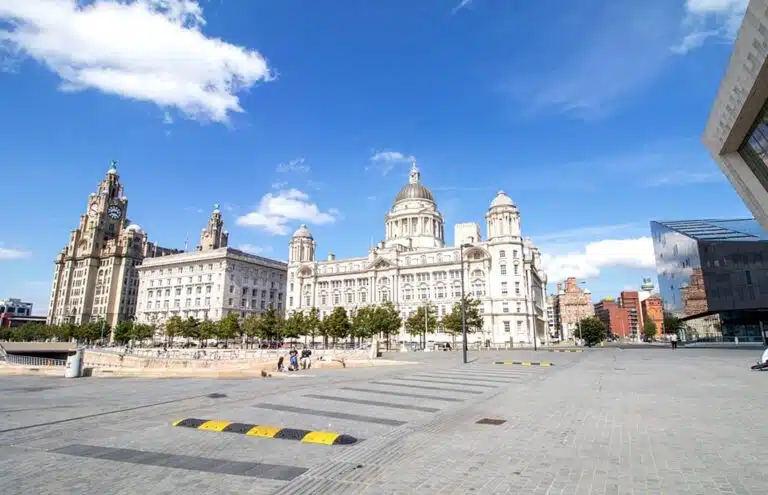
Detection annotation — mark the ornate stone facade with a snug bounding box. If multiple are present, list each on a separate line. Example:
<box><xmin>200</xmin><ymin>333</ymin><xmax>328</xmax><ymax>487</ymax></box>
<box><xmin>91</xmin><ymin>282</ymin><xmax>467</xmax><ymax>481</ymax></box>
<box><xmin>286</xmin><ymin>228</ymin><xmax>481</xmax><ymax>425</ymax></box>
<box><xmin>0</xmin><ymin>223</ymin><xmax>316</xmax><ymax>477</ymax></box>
<box><xmin>135</xmin><ymin>208</ymin><xmax>287</xmax><ymax>328</ymax></box>
<box><xmin>286</xmin><ymin>162</ymin><xmax>548</xmax><ymax>345</ymax></box>
<box><xmin>47</xmin><ymin>163</ymin><xmax>182</xmax><ymax>330</ymax></box>
<box><xmin>552</xmin><ymin>277</ymin><xmax>594</xmax><ymax>340</ymax></box>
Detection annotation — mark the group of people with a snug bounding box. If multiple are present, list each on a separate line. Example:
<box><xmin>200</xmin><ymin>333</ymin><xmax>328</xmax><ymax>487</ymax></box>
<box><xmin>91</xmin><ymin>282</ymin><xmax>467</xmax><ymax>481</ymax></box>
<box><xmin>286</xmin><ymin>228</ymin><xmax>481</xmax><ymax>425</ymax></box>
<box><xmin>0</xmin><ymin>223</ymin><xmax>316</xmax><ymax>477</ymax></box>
<box><xmin>277</xmin><ymin>347</ymin><xmax>313</xmax><ymax>372</ymax></box>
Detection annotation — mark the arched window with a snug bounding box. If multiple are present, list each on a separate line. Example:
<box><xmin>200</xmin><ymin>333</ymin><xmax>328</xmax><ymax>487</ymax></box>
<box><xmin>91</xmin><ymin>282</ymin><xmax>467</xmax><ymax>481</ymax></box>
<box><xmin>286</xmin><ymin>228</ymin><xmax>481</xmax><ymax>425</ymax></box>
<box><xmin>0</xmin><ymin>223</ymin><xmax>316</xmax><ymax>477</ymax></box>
<box><xmin>332</xmin><ymin>291</ymin><xmax>340</xmax><ymax>305</ymax></box>
<box><xmin>471</xmin><ymin>269</ymin><xmax>485</xmax><ymax>279</ymax></box>
<box><xmin>379</xmin><ymin>289</ymin><xmax>390</xmax><ymax>302</ymax></box>
<box><xmin>320</xmin><ymin>291</ymin><xmax>328</xmax><ymax>306</ymax></box>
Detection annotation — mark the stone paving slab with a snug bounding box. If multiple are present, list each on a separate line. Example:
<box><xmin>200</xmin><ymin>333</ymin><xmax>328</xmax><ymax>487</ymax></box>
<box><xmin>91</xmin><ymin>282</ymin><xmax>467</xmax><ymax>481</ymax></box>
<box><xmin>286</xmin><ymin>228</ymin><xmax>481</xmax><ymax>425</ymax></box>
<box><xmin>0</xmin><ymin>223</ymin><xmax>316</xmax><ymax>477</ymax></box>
<box><xmin>6</xmin><ymin>349</ymin><xmax>764</xmax><ymax>494</ymax></box>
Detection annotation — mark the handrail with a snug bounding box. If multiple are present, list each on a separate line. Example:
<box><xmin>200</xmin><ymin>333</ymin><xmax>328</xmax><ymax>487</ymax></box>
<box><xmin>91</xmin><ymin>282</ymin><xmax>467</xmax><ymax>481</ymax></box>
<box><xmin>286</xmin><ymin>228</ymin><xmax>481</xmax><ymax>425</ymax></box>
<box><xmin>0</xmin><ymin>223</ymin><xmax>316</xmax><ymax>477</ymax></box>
<box><xmin>5</xmin><ymin>353</ymin><xmax>67</xmax><ymax>367</ymax></box>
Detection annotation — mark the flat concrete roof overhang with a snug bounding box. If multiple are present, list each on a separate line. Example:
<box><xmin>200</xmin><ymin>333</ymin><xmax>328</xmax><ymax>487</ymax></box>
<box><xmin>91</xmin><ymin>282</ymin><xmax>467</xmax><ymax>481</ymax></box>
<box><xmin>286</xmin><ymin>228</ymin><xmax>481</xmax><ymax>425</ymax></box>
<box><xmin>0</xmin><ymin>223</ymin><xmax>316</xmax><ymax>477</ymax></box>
<box><xmin>703</xmin><ymin>0</ymin><xmax>768</xmax><ymax>155</ymax></box>
<box><xmin>0</xmin><ymin>342</ymin><xmax>77</xmax><ymax>353</ymax></box>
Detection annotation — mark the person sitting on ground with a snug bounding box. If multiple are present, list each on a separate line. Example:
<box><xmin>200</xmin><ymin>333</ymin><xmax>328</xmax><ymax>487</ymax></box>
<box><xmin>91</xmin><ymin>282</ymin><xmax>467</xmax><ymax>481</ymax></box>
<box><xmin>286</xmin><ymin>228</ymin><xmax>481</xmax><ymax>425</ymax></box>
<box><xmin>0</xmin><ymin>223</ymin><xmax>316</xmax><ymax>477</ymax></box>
<box><xmin>300</xmin><ymin>348</ymin><xmax>312</xmax><ymax>369</ymax></box>
<box><xmin>277</xmin><ymin>356</ymin><xmax>287</xmax><ymax>372</ymax></box>
<box><xmin>289</xmin><ymin>349</ymin><xmax>299</xmax><ymax>371</ymax></box>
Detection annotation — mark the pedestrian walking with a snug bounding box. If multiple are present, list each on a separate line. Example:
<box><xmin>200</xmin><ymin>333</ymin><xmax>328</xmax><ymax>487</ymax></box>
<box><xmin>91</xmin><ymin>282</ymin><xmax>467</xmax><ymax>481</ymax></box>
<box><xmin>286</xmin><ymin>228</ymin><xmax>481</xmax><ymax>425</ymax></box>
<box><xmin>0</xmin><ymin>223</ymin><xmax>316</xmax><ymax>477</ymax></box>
<box><xmin>671</xmin><ymin>333</ymin><xmax>678</xmax><ymax>350</ymax></box>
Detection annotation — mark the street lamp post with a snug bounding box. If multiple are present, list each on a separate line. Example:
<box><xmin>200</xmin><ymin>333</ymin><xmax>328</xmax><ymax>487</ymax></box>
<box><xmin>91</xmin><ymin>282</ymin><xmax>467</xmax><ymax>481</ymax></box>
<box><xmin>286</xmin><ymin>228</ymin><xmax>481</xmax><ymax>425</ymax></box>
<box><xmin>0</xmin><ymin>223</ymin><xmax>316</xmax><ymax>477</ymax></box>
<box><xmin>459</xmin><ymin>243</ymin><xmax>471</xmax><ymax>364</ymax></box>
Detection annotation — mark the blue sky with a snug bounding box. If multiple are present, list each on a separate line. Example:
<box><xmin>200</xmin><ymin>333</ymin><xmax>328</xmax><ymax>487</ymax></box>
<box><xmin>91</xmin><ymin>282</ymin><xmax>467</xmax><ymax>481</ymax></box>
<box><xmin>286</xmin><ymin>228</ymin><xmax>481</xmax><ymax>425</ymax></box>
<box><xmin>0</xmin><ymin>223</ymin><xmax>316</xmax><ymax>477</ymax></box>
<box><xmin>0</xmin><ymin>0</ymin><xmax>754</xmax><ymax>314</ymax></box>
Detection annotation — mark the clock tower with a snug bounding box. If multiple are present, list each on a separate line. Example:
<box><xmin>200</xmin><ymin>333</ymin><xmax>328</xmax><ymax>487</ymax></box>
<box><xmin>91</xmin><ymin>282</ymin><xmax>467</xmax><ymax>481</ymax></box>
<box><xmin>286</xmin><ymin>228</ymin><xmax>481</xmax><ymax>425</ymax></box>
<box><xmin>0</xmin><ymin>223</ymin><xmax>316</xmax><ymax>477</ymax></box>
<box><xmin>47</xmin><ymin>161</ymin><xmax>182</xmax><ymax>336</ymax></box>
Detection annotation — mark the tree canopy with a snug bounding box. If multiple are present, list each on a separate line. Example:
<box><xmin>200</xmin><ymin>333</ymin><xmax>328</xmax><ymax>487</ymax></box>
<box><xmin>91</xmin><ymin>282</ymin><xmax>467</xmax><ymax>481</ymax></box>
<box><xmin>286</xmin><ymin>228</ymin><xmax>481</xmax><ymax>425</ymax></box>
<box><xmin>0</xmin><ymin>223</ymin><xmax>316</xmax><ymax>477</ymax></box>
<box><xmin>579</xmin><ymin>316</ymin><xmax>607</xmax><ymax>346</ymax></box>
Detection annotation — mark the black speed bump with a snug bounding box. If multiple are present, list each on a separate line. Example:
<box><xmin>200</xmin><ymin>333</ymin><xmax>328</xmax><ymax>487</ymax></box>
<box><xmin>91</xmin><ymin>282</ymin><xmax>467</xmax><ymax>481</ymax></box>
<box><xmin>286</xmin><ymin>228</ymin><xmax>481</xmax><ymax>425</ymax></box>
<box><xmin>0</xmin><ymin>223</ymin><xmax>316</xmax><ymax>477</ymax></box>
<box><xmin>172</xmin><ymin>418</ymin><xmax>358</xmax><ymax>446</ymax></box>
<box><xmin>493</xmin><ymin>361</ymin><xmax>553</xmax><ymax>366</ymax></box>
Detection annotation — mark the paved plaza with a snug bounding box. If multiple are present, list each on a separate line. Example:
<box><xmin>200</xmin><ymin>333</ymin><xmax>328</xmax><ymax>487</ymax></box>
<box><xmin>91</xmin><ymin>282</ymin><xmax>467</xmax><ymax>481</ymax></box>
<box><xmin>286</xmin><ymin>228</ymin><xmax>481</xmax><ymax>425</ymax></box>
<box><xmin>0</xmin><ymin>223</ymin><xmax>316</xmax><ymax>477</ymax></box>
<box><xmin>1</xmin><ymin>347</ymin><xmax>766</xmax><ymax>494</ymax></box>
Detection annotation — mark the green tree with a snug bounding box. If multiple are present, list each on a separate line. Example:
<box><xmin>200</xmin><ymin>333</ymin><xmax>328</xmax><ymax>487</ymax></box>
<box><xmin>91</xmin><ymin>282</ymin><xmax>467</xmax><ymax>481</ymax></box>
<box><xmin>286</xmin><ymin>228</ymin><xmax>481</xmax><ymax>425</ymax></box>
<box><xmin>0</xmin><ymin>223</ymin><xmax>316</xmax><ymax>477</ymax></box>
<box><xmin>241</xmin><ymin>314</ymin><xmax>261</xmax><ymax>347</ymax></box>
<box><xmin>441</xmin><ymin>297</ymin><xmax>484</xmax><ymax>348</ymax></box>
<box><xmin>404</xmin><ymin>303</ymin><xmax>437</xmax><ymax>349</ymax></box>
<box><xmin>164</xmin><ymin>316</ymin><xmax>184</xmax><ymax>345</ymax></box>
<box><xmin>282</xmin><ymin>311</ymin><xmax>304</xmax><ymax>341</ymax></box>
<box><xmin>350</xmin><ymin>307</ymin><xmax>375</xmax><ymax>345</ymax></box>
<box><xmin>113</xmin><ymin>320</ymin><xmax>134</xmax><ymax>345</ymax></box>
<box><xmin>181</xmin><ymin>317</ymin><xmax>200</xmax><ymax>342</ymax></box>
<box><xmin>663</xmin><ymin>313</ymin><xmax>683</xmax><ymax>335</ymax></box>
<box><xmin>579</xmin><ymin>316</ymin><xmax>607</xmax><ymax>347</ymax></box>
<box><xmin>197</xmin><ymin>320</ymin><xmax>218</xmax><ymax>347</ymax></box>
<box><xmin>133</xmin><ymin>324</ymin><xmax>155</xmax><ymax>345</ymax></box>
<box><xmin>76</xmin><ymin>321</ymin><xmax>103</xmax><ymax>344</ymax></box>
<box><xmin>371</xmin><ymin>301</ymin><xmax>401</xmax><ymax>351</ymax></box>
<box><xmin>642</xmin><ymin>319</ymin><xmax>657</xmax><ymax>341</ymax></box>
<box><xmin>324</xmin><ymin>306</ymin><xmax>350</xmax><ymax>344</ymax></box>
<box><xmin>304</xmin><ymin>307</ymin><xmax>321</xmax><ymax>346</ymax></box>
<box><xmin>217</xmin><ymin>313</ymin><xmax>240</xmax><ymax>344</ymax></box>
<box><xmin>258</xmin><ymin>307</ymin><xmax>283</xmax><ymax>342</ymax></box>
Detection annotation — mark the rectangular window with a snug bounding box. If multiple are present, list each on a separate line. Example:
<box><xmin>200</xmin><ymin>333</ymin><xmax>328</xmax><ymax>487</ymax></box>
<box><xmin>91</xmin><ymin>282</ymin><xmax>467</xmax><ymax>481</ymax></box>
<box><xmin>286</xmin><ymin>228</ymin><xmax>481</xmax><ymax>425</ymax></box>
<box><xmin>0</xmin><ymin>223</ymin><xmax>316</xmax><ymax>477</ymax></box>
<box><xmin>501</xmin><ymin>282</ymin><xmax>508</xmax><ymax>296</ymax></box>
<box><xmin>499</xmin><ymin>250</ymin><xmax>506</xmax><ymax>258</ymax></box>
<box><xmin>515</xmin><ymin>282</ymin><xmax>520</xmax><ymax>295</ymax></box>
<box><xmin>500</xmin><ymin>264</ymin><xmax>507</xmax><ymax>275</ymax></box>
<box><xmin>503</xmin><ymin>321</ymin><xmax>510</xmax><ymax>332</ymax></box>
<box><xmin>502</xmin><ymin>302</ymin><xmax>509</xmax><ymax>313</ymax></box>
<box><xmin>514</xmin><ymin>265</ymin><xmax>519</xmax><ymax>275</ymax></box>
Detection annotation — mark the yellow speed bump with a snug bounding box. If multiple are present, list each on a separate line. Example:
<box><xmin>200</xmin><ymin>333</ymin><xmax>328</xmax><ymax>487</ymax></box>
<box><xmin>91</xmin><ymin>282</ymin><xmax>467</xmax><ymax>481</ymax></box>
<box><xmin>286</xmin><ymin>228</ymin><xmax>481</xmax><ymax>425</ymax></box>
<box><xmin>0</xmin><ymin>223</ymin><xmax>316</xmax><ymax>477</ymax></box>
<box><xmin>494</xmin><ymin>361</ymin><xmax>553</xmax><ymax>366</ymax></box>
<box><xmin>172</xmin><ymin>418</ymin><xmax>358</xmax><ymax>446</ymax></box>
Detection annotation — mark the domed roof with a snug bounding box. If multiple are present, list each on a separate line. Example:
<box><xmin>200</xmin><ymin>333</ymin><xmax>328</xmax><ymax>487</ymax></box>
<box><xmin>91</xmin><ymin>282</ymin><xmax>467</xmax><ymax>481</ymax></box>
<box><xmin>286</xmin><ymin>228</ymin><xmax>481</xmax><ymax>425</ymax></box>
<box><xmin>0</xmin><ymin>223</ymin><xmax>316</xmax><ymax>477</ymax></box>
<box><xmin>490</xmin><ymin>190</ymin><xmax>515</xmax><ymax>208</ymax></box>
<box><xmin>125</xmin><ymin>224</ymin><xmax>142</xmax><ymax>233</ymax></box>
<box><xmin>394</xmin><ymin>183</ymin><xmax>435</xmax><ymax>204</ymax></box>
<box><xmin>393</xmin><ymin>159</ymin><xmax>435</xmax><ymax>205</ymax></box>
<box><xmin>107</xmin><ymin>159</ymin><xmax>118</xmax><ymax>175</ymax></box>
<box><xmin>292</xmin><ymin>224</ymin><xmax>313</xmax><ymax>239</ymax></box>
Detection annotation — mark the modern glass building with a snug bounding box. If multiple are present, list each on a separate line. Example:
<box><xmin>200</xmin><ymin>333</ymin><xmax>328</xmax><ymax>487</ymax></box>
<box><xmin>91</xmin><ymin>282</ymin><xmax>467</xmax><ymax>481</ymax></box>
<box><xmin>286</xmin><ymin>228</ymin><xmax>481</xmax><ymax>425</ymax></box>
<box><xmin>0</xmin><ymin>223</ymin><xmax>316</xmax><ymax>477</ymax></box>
<box><xmin>650</xmin><ymin>219</ymin><xmax>768</xmax><ymax>343</ymax></box>
<box><xmin>703</xmin><ymin>0</ymin><xmax>768</xmax><ymax>233</ymax></box>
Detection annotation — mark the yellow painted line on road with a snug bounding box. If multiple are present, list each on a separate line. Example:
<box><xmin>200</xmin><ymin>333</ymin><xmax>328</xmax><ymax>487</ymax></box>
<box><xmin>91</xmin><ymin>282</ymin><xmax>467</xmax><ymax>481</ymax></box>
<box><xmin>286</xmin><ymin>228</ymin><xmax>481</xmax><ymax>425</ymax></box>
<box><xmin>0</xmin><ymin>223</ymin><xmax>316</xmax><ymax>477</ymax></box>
<box><xmin>172</xmin><ymin>418</ymin><xmax>358</xmax><ymax>446</ymax></box>
<box><xmin>493</xmin><ymin>361</ymin><xmax>554</xmax><ymax>366</ymax></box>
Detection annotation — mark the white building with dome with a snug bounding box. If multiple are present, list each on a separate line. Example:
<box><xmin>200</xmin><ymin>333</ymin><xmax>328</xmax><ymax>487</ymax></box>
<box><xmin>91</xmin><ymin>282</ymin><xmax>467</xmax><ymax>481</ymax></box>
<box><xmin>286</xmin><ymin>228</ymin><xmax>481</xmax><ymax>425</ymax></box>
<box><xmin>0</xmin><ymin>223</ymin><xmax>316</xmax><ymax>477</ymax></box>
<box><xmin>286</xmin><ymin>161</ymin><xmax>549</xmax><ymax>345</ymax></box>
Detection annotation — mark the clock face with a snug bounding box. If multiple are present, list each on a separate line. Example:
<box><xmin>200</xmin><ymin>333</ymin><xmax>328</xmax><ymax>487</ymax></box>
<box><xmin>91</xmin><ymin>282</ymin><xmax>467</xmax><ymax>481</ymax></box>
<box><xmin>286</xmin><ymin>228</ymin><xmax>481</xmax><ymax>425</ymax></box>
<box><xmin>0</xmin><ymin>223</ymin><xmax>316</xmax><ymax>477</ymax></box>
<box><xmin>107</xmin><ymin>205</ymin><xmax>122</xmax><ymax>220</ymax></box>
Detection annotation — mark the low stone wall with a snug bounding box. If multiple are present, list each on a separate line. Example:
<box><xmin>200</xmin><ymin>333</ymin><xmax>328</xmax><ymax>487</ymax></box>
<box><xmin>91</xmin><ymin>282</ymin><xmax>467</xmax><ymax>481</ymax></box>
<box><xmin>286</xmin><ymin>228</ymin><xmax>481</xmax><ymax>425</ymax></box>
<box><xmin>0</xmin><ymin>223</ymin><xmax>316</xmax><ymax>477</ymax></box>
<box><xmin>82</xmin><ymin>348</ymin><xmax>370</xmax><ymax>371</ymax></box>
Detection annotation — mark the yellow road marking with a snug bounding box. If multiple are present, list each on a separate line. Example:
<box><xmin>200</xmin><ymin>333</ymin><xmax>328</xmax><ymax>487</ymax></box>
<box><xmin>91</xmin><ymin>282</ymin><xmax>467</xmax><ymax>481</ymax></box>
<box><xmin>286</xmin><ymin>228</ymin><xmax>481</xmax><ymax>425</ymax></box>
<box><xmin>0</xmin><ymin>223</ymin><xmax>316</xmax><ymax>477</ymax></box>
<box><xmin>301</xmin><ymin>431</ymin><xmax>341</xmax><ymax>445</ymax></box>
<box><xmin>246</xmin><ymin>425</ymin><xmax>282</xmax><ymax>438</ymax></box>
<box><xmin>198</xmin><ymin>420</ymin><xmax>231</xmax><ymax>432</ymax></box>
<box><xmin>172</xmin><ymin>419</ymin><xmax>185</xmax><ymax>426</ymax></box>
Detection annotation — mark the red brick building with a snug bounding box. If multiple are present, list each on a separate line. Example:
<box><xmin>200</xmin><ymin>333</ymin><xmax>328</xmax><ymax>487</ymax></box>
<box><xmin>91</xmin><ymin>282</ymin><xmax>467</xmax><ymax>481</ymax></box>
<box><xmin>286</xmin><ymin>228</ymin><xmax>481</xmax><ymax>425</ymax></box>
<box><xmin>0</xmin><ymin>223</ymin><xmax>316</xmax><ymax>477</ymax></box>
<box><xmin>594</xmin><ymin>298</ymin><xmax>630</xmax><ymax>337</ymax></box>
<box><xmin>641</xmin><ymin>295</ymin><xmax>664</xmax><ymax>336</ymax></box>
<box><xmin>619</xmin><ymin>291</ymin><xmax>642</xmax><ymax>338</ymax></box>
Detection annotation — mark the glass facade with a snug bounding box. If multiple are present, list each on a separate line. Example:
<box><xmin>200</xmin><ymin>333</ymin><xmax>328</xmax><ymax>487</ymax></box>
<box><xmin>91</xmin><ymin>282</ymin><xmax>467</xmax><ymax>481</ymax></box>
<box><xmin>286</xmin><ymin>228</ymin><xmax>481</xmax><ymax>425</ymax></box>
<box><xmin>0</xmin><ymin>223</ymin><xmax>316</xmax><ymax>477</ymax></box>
<box><xmin>651</xmin><ymin>219</ymin><xmax>768</xmax><ymax>343</ymax></box>
<box><xmin>739</xmin><ymin>99</ymin><xmax>768</xmax><ymax>193</ymax></box>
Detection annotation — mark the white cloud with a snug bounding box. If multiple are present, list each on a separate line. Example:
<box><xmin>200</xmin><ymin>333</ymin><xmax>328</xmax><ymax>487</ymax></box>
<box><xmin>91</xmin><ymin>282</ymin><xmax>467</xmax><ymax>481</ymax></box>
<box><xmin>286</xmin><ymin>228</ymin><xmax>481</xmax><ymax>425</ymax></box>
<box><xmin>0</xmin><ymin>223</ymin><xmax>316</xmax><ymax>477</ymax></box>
<box><xmin>237</xmin><ymin>244</ymin><xmax>272</xmax><ymax>255</ymax></box>
<box><xmin>645</xmin><ymin>170</ymin><xmax>723</xmax><ymax>186</ymax></box>
<box><xmin>541</xmin><ymin>237</ymin><xmax>655</xmax><ymax>283</ymax></box>
<box><xmin>0</xmin><ymin>0</ymin><xmax>273</xmax><ymax>123</ymax></box>
<box><xmin>163</xmin><ymin>111</ymin><xmax>174</xmax><ymax>125</ymax></box>
<box><xmin>271</xmin><ymin>180</ymin><xmax>287</xmax><ymax>190</ymax></box>
<box><xmin>367</xmin><ymin>150</ymin><xmax>414</xmax><ymax>175</ymax></box>
<box><xmin>672</xmin><ymin>0</ymin><xmax>748</xmax><ymax>54</ymax></box>
<box><xmin>276</xmin><ymin>157</ymin><xmax>309</xmax><ymax>174</ymax></box>
<box><xmin>452</xmin><ymin>0</ymin><xmax>474</xmax><ymax>14</ymax></box>
<box><xmin>517</xmin><ymin>2</ymin><xmax>676</xmax><ymax>120</ymax></box>
<box><xmin>0</xmin><ymin>246</ymin><xmax>31</xmax><ymax>260</ymax></box>
<box><xmin>236</xmin><ymin>188</ymin><xmax>338</xmax><ymax>235</ymax></box>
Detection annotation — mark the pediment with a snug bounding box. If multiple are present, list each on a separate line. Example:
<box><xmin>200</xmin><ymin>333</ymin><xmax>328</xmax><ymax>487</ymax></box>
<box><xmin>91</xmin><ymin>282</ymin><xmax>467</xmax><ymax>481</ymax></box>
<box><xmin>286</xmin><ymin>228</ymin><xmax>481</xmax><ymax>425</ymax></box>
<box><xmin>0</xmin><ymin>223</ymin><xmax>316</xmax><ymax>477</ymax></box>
<box><xmin>369</xmin><ymin>257</ymin><xmax>392</xmax><ymax>270</ymax></box>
